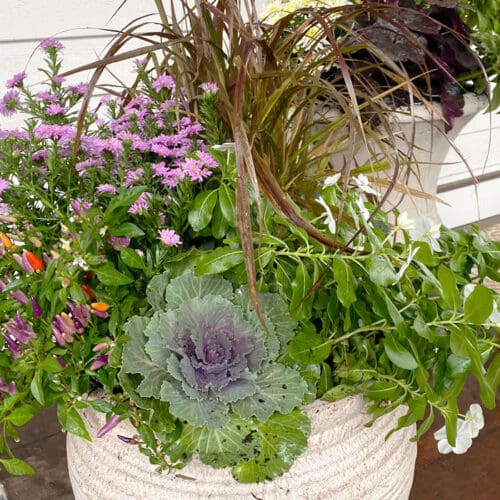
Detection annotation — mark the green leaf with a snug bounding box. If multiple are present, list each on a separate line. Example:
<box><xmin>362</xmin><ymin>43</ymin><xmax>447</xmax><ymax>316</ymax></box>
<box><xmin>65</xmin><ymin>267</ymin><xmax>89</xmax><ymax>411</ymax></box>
<box><xmin>94</xmin><ymin>262</ymin><xmax>133</xmax><ymax>286</ymax></box>
<box><xmin>290</xmin><ymin>261</ymin><xmax>313</xmax><ymax>321</ymax></box>
<box><xmin>218</xmin><ymin>183</ymin><xmax>236</xmax><ymax>226</ymax></box>
<box><xmin>231</xmin><ymin>409</ymin><xmax>310</xmax><ymax>483</ymax></box>
<box><xmin>39</xmin><ymin>355</ymin><xmax>64</xmax><ymax>373</ymax></box>
<box><xmin>366</xmin><ymin>381</ymin><xmax>400</xmax><ymax>401</ymax></box>
<box><xmin>317</xmin><ymin>362</ymin><xmax>333</xmax><ymax>396</ymax></box>
<box><xmin>437</xmin><ymin>265</ymin><xmax>460</xmax><ymax>310</ymax></box>
<box><xmin>322</xmin><ymin>383</ymin><xmax>358</xmax><ymax>402</ymax></box>
<box><xmin>486</xmin><ymin>354</ymin><xmax>500</xmax><ymax>393</ymax></box>
<box><xmin>407</xmin><ymin>395</ymin><xmax>427</xmax><ymax>420</ymax></box>
<box><xmin>411</xmin><ymin>409</ymin><xmax>434</xmax><ymax>442</ymax></box>
<box><xmin>188</xmin><ymin>190</ymin><xmax>218</xmax><ymax>231</ymax></box>
<box><xmin>384</xmin><ymin>335</ymin><xmax>418</xmax><ymax>370</ymax></box>
<box><xmin>195</xmin><ymin>247</ymin><xmax>244</xmax><ymax>275</ymax></box>
<box><xmin>30</xmin><ymin>371</ymin><xmax>45</xmax><ymax>406</ymax></box>
<box><xmin>104</xmin><ymin>186</ymin><xmax>146</xmax><ymax>221</ymax></box>
<box><xmin>442</xmin><ymin>400</ymin><xmax>458</xmax><ymax>447</ymax></box>
<box><xmin>464</xmin><ymin>285</ymin><xmax>494</xmax><ymax>324</ymax></box>
<box><xmin>120</xmin><ymin>247</ymin><xmax>145</xmax><ymax>270</ymax></box>
<box><xmin>110</xmin><ymin>222</ymin><xmax>145</xmax><ymax>238</ymax></box>
<box><xmin>6</xmin><ymin>405</ymin><xmax>37</xmax><ymax>426</ymax></box>
<box><xmin>231</xmin><ymin>364</ymin><xmax>308</xmax><ymax>422</ymax></box>
<box><xmin>288</xmin><ymin>331</ymin><xmax>331</xmax><ymax>364</ymax></box>
<box><xmin>332</xmin><ymin>256</ymin><xmax>357</xmax><ymax>308</ymax></box>
<box><xmin>171</xmin><ymin>414</ymin><xmax>255</xmax><ymax>468</ymax></box>
<box><xmin>0</xmin><ymin>458</ymin><xmax>35</xmax><ymax>476</ymax></box>
<box><xmin>367</xmin><ymin>254</ymin><xmax>397</xmax><ymax>286</ymax></box>
<box><xmin>57</xmin><ymin>405</ymin><xmax>91</xmax><ymax>441</ymax></box>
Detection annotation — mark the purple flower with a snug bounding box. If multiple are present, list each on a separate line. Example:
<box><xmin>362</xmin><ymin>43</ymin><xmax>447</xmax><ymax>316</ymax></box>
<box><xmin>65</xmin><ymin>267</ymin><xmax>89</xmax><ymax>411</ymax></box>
<box><xmin>52</xmin><ymin>313</ymin><xmax>77</xmax><ymax>345</ymax></box>
<box><xmin>34</xmin><ymin>124</ymin><xmax>75</xmax><ymax>141</ymax></box>
<box><xmin>10</xmin><ymin>289</ymin><xmax>28</xmax><ymax>306</ymax></box>
<box><xmin>37</xmin><ymin>91</ymin><xmax>59</xmax><ymax>102</ymax></box>
<box><xmin>31</xmin><ymin>297</ymin><xmax>42</xmax><ymax>318</ymax></box>
<box><xmin>152</xmin><ymin>74</ymin><xmax>175</xmax><ymax>92</ymax></box>
<box><xmin>128</xmin><ymin>192</ymin><xmax>151</xmax><ymax>215</ymax></box>
<box><xmin>6</xmin><ymin>72</ymin><xmax>27</xmax><ymax>89</ymax></box>
<box><xmin>66</xmin><ymin>301</ymin><xmax>90</xmax><ymax>331</ymax></box>
<box><xmin>0</xmin><ymin>178</ymin><xmax>10</xmax><ymax>196</ymax></box>
<box><xmin>97</xmin><ymin>414</ymin><xmax>121</xmax><ymax>438</ymax></box>
<box><xmin>0</xmin><ymin>129</ymin><xmax>29</xmax><ymax>140</ymax></box>
<box><xmin>2</xmin><ymin>333</ymin><xmax>21</xmax><ymax>359</ymax></box>
<box><xmin>159</xmin><ymin>229</ymin><xmax>182</xmax><ymax>247</ymax></box>
<box><xmin>40</xmin><ymin>38</ymin><xmax>64</xmax><ymax>52</ymax></box>
<box><xmin>108</xmin><ymin>236</ymin><xmax>131</xmax><ymax>251</ymax></box>
<box><xmin>70</xmin><ymin>199</ymin><xmax>92</xmax><ymax>217</ymax></box>
<box><xmin>5</xmin><ymin>312</ymin><xmax>36</xmax><ymax>345</ymax></box>
<box><xmin>68</xmin><ymin>82</ymin><xmax>89</xmax><ymax>96</ymax></box>
<box><xmin>200</xmin><ymin>82</ymin><xmax>218</xmax><ymax>93</ymax></box>
<box><xmin>45</xmin><ymin>103</ymin><xmax>66</xmax><ymax>115</ymax></box>
<box><xmin>52</xmin><ymin>76</ymin><xmax>66</xmax><ymax>85</ymax></box>
<box><xmin>123</xmin><ymin>168</ymin><xmax>144</xmax><ymax>188</ymax></box>
<box><xmin>90</xmin><ymin>354</ymin><xmax>109</xmax><ymax>370</ymax></box>
<box><xmin>0</xmin><ymin>377</ymin><xmax>16</xmax><ymax>396</ymax></box>
<box><xmin>133</xmin><ymin>58</ymin><xmax>148</xmax><ymax>68</ymax></box>
<box><xmin>0</xmin><ymin>90</ymin><xmax>20</xmax><ymax>117</ymax></box>
<box><xmin>96</xmin><ymin>184</ymin><xmax>117</xmax><ymax>195</ymax></box>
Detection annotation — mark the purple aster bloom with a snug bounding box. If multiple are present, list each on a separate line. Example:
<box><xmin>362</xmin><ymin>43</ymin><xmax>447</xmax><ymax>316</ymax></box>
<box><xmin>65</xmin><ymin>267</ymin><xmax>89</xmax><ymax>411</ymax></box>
<box><xmin>0</xmin><ymin>378</ymin><xmax>16</xmax><ymax>396</ymax></box>
<box><xmin>6</xmin><ymin>72</ymin><xmax>27</xmax><ymax>89</ymax></box>
<box><xmin>0</xmin><ymin>90</ymin><xmax>20</xmax><ymax>116</ymax></box>
<box><xmin>90</xmin><ymin>354</ymin><xmax>109</xmax><ymax>370</ymax></box>
<box><xmin>36</xmin><ymin>91</ymin><xmax>59</xmax><ymax>102</ymax></box>
<box><xmin>133</xmin><ymin>57</ymin><xmax>148</xmax><ymax>68</ymax></box>
<box><xmin>108</xmin><ymin>236</ymin><xmax>131</xmax><ymax>251</ymax></box>
<box><xmin>70</xmin><ymin>198</ymin><xmax>92</xmax><ymax>217</ymax></box>
<box><xmin>0</xmin><ymin>203</ymin><xmax>9</xmax><ymax>216</ymax></box>
<box><xmin>96</xmin><ymin>184</ymin><xmax>118</xmax><ymax>195</ymax></box>
<box><xmin>0</xmin><ymin>129</ymin><xmax>29</xmax><ymax>140</ymax></box>
<box><xmin>101</xmin><ymin>137</ymin><xmax>123</xmax><ymax>157</ymax></box>
<box><xmin>75</xmin><ymin>158</ymin><xmax>100</xmax><ymax>173</ymax></box>
<box><xmin>152</xmin><ymin>74</ymin><xmax>175</xmax><ymax>92</ymax></box>
<box><xmin>97</xmin><ymin>414</ymin><xmax>121</xmax><ymax>438</ymax></box>
<box><xmin>40</xmin><ymin>38</ymin><xmax>64</xmax><ymax>52</ymax></box>
<box><xmin>128</xmin><ymin>192</ymin><xmax>151</xmax><ymax>215</ymax></box>
<box><xmin>68</xmin><ymin>82</ymin><xmax>89</xmax><ymax>96</ymax></box>
<box><xmin>123</xmin><ymin>168</ymin><xmax>144</xmax><ymax>188</ymax></box>
<box><xmin>52</xmin><ymin>76</ymin><xmax>66</xmax><ymax>85</ymax></box>
<box><xmin>32</xmin><ymin>150</ymin><xmax>48</xmax><ymax>161</ymax></box>
<box><xmin>182</xmin><ymin>157</ymin><xmax>211</xmax><ymax>182</ymax></box>
<box><xmin>45</xmin><ymin>103</ymin><xmax>66</xmax><ymax>115</ymax></box>
<box><xmin>0</xmin><ymin>178</ymin><xmax>10</xmax><ymax>195</ymax></box>
<box><xmin>159</xmin><ymin>229</ymin><xmax>182</xmax><ymax>247</ymax></box>
<box><xmin>200</xmin><ymin>82</ymin><xmax>218</xmax><ymax>93</ymax></box>
<box><xmin>34</xmin><ymin>124</ymin><xmax>75</xmax><ymax>141</ymax></box>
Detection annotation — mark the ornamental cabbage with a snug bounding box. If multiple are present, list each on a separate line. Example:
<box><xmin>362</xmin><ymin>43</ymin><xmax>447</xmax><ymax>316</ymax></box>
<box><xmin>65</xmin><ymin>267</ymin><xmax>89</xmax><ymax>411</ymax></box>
<box><xmin>120</xmin><ymin>269</ymin><xmax>310</xmax><ymax>481</ymax></box>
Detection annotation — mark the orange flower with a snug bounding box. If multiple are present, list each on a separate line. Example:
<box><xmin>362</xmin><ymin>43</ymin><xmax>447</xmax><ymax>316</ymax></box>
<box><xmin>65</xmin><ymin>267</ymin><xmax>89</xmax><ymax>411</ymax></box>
<box><xmin>0</xmin><ymin>231</ymin><xmax>13</xmax><ymax>248</ymax></box>
<box><xmin>24</xmin><ymin>250</ymin><xmax>44</xmax><ymax>271</ymax></box>
<box><xmin>91</xmin><ymin>302</ymin><xmax>110</xmax><ymax>313</ymax></box>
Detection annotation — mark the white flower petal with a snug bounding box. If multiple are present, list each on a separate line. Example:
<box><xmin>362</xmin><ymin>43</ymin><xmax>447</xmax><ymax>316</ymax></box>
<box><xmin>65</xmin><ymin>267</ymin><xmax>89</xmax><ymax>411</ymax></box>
<box><xmin>409</xmin><ymin>215</ymin><xmax>441</xmax><ymax>252</ymax></box>
<box><xmin>323</xmin><ymin>173</ymin><xmax>341</xmax><ymax>187</ymax></box>
<box><xmin>316</xmin><ymin>196</ymin><xmax>336</xmax><ymax>234</ymax></box>
<box><xmin>353</xmin><ymin>174</ymin><xmax>379</xmax><ymax>196</ymax></box>
<box><xmin>437</xmin><ymin>439</ymin><xmax>453</xmax><ymax>454</ymax></box>
<box><xmin>396</xmin><ymin>211</ymin><xmax>415</xmax><ymax>231</ymax></box>
<box><xmin>453</xmin><ymin>434</ymin><xmax>473</xmax><ymax>454</ymax></box>
<box><xmin>433</xmin><ymin>425</ymin><xmax>448</xmax><ymax>441</ymax></box>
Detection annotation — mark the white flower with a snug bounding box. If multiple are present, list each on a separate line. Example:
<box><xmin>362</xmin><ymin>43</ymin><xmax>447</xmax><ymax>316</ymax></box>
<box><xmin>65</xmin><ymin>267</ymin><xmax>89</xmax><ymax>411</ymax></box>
<box><xmin>396</xmin><ymin>211</ymin><xmax>415</xmax><ymax>231</ymax></box>
<box><xmin>323</xmin><ymin>173</ymin><xmax>341</xmax><ymax>187</ymax></box>
<box><xmin>434</xmin><ymin>404</ymin><xmax>484</xmax><ymax>455</ymax></box>
<box><xmin>352</xmin><ymin>174</ymin><xmax>379</xmax><ymax>196</ymax></box>
<box><xmin>408</xmin><ymin>215</ymin><xmax>441</xmax><ymax>252</ymax></box>
<box><xmin>463</xmin><ymin>284</ymin><xmax>500</xmax><ymax>324</ymax></box>
<box><xmin>316</xmin><ymin>196</ymin><xmax>336</xmax><ymax>234</ymax></box>
<box><xmin>462</xmin><ymin>404</ymin><xmax>484</xmax><ymax>438</ymax></box>
<box><xmin>434</xmin><ymin>419</ymin><xmax>473</xmax><ymax>455</ymax></box>
<box><xmin>355</xmin><ymin>197</ymin><xmax>370</xmax><ymax>222</ymax></box>
<box><xmin>211</xmin><ymin>142</ymin><xmax>235</xmax><ymax>152</ymax></box>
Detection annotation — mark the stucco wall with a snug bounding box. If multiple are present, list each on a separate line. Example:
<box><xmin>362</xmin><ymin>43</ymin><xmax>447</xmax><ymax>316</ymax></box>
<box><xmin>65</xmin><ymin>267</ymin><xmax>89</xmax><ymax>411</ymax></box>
<box><xmin>1</xmin><ymin>0</ymin><xmax>498</xmax><ymax>227</ymax></box>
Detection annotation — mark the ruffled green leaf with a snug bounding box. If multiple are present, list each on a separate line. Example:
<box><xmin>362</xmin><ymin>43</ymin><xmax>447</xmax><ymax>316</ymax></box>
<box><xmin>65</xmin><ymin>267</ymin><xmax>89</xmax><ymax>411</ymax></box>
<box><xmin>231</xmin><ymin>409</ymin><xmax>310</xmax><ymax>483</ymax></box>
<box><xmin>164</xmin><ymin>269</ymin><xmax>233</xmax><ymax>308</ymax></box>
<box><xmin>232</xmin><ymin>364</ymin><xmax>307</xmax><ymax>422</ymax></box>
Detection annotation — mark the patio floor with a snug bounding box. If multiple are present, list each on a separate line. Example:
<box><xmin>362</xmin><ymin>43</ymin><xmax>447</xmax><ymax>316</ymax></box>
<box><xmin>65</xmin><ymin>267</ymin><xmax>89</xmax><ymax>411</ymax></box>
<box><xmin>0</xmin><ymin>220</ymin><xmax>499</xmax><ymax>500</ymax></box>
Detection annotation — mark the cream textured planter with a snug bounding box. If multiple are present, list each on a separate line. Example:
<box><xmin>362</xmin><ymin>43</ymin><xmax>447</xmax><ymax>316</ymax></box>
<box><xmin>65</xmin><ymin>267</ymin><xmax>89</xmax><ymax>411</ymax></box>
<box><xmin>67</xmin><ymin>395</ymin><xmax>417</xmax><ymax>499</ymax></box>
<box><xmin>322</xmin><ymin>93</ymin><xmax>487</xmax><ymax>223</ymax></box>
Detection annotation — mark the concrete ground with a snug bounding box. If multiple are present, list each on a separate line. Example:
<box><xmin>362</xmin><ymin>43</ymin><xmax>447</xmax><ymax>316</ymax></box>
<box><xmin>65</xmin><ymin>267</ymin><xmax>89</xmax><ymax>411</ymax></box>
<box><xmin>1</xmin><ymin>221</ymin><xmax>499</xmax><ymax>500</ymax></box>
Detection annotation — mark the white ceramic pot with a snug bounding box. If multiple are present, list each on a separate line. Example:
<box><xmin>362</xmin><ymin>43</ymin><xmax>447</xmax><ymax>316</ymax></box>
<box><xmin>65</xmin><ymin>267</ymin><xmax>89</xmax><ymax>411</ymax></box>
<box><xmin>67</xmin><ymin>395</ymin><xmax>417</xmax><ymax>500</ymax></box>
<box><xmin>320</xmin><ymin>93</ymin><xmax>487</xmax><ymax>223</ymax></box>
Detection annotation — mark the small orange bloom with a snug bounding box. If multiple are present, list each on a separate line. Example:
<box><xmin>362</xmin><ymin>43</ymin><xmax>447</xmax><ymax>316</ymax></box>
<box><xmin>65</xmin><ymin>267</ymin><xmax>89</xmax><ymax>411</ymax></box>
<box><xmin>0</xmin><ymin>231</ymin><xmax>13</xmax><ymax>248</ymax></box>
<box><xmin>24</xmin><ymin>250</ymin><xmax>44</xmax><ymax>271</ymax></box>
<box><xmin>91</xmin><ymin>302</ymin><xmax>110</xmax><ymax>313</ymax></box>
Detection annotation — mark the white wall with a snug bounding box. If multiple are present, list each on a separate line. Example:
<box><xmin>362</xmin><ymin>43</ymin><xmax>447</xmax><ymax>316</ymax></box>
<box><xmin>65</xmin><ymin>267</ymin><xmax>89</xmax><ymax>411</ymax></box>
<box><xmin>1</xmin><ymin>0</ymin><xmax>499</xmax><ymax>227</ymax></box>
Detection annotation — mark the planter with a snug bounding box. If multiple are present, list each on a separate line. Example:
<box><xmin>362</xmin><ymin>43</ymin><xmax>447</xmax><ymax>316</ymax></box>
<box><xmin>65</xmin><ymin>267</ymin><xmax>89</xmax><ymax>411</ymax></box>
<box><xmin>67</xmin><ymin>395</ymin><xmax>417</xmax><ymax>499</ymax></box>
<box><xmin>321</xmin><ymin>93</ymin><xmax>487</xmax><ymax>223</ymax></box>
